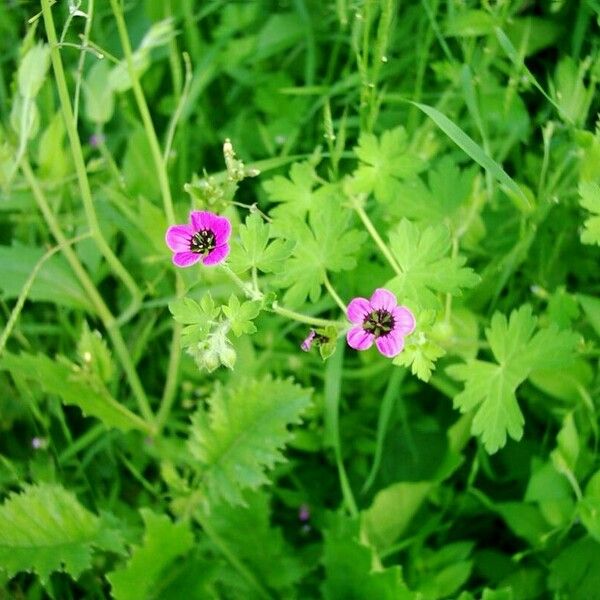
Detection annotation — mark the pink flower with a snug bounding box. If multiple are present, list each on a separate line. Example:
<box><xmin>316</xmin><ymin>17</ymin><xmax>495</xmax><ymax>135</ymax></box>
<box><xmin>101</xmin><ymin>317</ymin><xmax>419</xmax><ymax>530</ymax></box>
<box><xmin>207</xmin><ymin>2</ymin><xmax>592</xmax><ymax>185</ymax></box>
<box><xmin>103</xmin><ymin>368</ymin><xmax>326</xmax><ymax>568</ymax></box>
<box><xmin>346</xmin><ymin>288</ymin><xmax>415</xmax><ymax>358</ymax></box>
<box><xmin>301</xmin><ymin>330</ymin><xmax>316</xmax><ymax>351</ymax></box>
<box><xmin>165</xmin><ymin>211</ymin><xmax>231</xmax><ymax>267</ymax></box>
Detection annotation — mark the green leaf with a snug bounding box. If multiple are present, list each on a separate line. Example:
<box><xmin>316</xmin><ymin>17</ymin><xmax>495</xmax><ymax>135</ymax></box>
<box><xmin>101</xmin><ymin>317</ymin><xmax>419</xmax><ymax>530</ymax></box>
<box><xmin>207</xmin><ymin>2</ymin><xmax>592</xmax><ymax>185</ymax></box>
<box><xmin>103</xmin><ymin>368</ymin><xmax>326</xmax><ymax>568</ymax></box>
<box><xmin>108</xmin><ymin>510</ymin><xmax>193</xmax><ymax>600</ymax></box>
<box><xmin>187</xmin><ymin>376</ymin><xmax>312</xmax><ymax>506</ymax></box>
<box><xmin>448</xmin><ymin>305</ymin><xmax>579</xmax><ymax>453</ymax></box>
<box><xmin>0</xmin><ymin>484</ymin><xmax>123</xmax><ymax>584</ymax></box>
<box><xmin>0</xmin><ymin>245</ymin><xmax>95</xmax><ymax>312</ymax></box>
<box><xmin>83</xmin><ymin>59</ymin><xmax>115</xmax><ymax>124</ymax></box>
<box><xmin>348</xmin><ymin>126</ymin><xmax>426</xmax><ymax>204</ymax></box>
<box><xmin>386</xmin><ymin>219</ymin><xmax>479</xmax><ymax>308</ymax></box>
<box><xmin>322</xmin><ymin>514</ymin><xmax>414</xmax><ymax>600</ymax></box>
<box><xmin>77</xmin><ymin>322</ymin><xmax>115</xmax><ymax>384</ymax></box>
<box><xmin>579</xmin><ymin>471</ymin><xmax>600</xmax><ymax>542</ymax></box>
<box><xmin>169</xmin><ymin>295</ymin><xmax>219</xmax><ymax>347</ymax></box>
<box><xmin>274</xmin><ymin>200</ymin><xmax>365</xmax><ymax>307</ymax></box>
<box><xmin>579</xmin><ymin>181</ymin><xmax>600</xmax><ymax>245</ymax></box>
<box><xmin>0</xmin><ymin>352</ymin><xmax>151</xmax><ymax>434</ymax></box>
<box><xmin>222</xmin><ymin>294</ymin><xmax>261</xmax><ymax>336</ymax></box>
<box><xmin>229</xmin><ymin>213</ymin><xmax>293</xmax><ymax>274</ymax></box>
<box><xmin>411</xmin><ymin>101</ymin><xmax>529</xmax><ymax>207</ymax></box>
<box><xmin>18</xmin><ymin>42</ymin><xmax>50</xmax><ymax>98</ymax></box>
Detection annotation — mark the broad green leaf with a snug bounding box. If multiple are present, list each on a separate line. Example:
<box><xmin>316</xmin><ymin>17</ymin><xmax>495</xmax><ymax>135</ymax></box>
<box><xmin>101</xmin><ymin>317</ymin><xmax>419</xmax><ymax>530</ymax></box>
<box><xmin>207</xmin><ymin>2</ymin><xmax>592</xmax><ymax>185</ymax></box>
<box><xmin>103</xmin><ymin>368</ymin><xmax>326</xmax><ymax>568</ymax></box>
<box><xmin>77</xmin><ymin>322</ymin><xmax>115</xmax><ymax>384</ymax></box>
<box><xmin>108</xmin><ymin>510</ymin><xmax>193</xmax><ymax>600</ymax></box>
<box><xmin>17</xmin><ymin>43</ymin><xmax>50</xmax><ymax>98</ymax></box>
<box><xmin>579</xmin><ymin>471</ymin><xmax>600</xmax><ymax>542</ymax></box>
<box><xmin>448</xmin><ymin>306</ymin><xmax>579</xmax><ymax>453</ymax></box>
<box><xmin>412</xmin><ymin>101</ymin><xmax>528</xmax><ymax>206</ymax></box>
<box><xmin>83</xmin><ymin>59</ymin><xmax>115</xmax><ymax>124</ymax></box>
<box><xmin>169</xmin><ymin>294</ymin><xmax>219</xmax><ymax>347</ymax></box>
<box><xmin>0</xmin><ymin>352</ymin><xmax>151</xmax><ymax>434</ymax></box>
<box><xmin>445</xmin><ymin>10</ymin><xmax>495</xmax><ymax>37</ymax></box>
<box><xmin>188</xmin><ymin>376</ymin><xmax>312</xmax><ymax>505</ymax></box>
<box><xmin>222</xmin><ymin>294</ymin><xmax>261</xmax><ymax>336</ymax></box>
<box><xmin>322</xmin><ymin>514</ymin><xmax>414</xmax><ymax>600</ymax></box>
<box><xmin>386</xmin><ymin>219</ymin><xmax>479</xmax><ymax>308</ymax></box>
<box><xmin>578</xmin><ymin>181</ymin><xmax>600</xmax><ymax>245</ymax></box>
<box><xmin>0</xmin><ymin>484</ymin><xmax>123</xmax><ymax>584</ymax></box>
<box><xmin>229</xmin><ymin>213</ymin><xmax>293</xmax><ymax>274</ymax></box>
<box><xmin>0</xmin><ymin>245</ymin><xmax>94</xmax><ymax>312</ymax></box>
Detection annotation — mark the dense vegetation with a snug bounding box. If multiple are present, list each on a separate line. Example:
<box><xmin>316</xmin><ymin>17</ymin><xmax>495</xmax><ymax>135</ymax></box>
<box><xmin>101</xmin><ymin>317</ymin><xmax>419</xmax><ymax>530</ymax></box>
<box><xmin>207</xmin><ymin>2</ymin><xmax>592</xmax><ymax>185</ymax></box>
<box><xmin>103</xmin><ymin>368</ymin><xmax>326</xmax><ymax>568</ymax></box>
<box><xmin>1</xmin><ymin>0</ymin><xmax>600</xmax><ymax>598</ymax></box>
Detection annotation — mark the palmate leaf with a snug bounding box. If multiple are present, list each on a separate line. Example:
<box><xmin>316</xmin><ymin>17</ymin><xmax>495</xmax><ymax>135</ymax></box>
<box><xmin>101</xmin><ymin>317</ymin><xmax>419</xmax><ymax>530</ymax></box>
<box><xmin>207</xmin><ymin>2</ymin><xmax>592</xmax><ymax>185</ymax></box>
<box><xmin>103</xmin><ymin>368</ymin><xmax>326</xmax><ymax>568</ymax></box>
<box><xmin>273</xmin><ymin>199</ymin><xmax>365</xmax><ymax>307</ymax></box>
<box><xmin>448</xmin><ymin>306</ymin><xmax>579</xmax><ymax>453</ymax></box>
<box><xmin>0</xmin><ymin>484</ymin><xmax>123</xmax><ymax>584</ymax></box>
<box><xmin>188</xmin><ymin>376</ymin><xmax>312</xmax><ymax>506</ymax></box>
<box><xmin>579</xmin><ymin>181</ymin><xmax>600</xmax><ymax>245</ymax></box>
<box><xmin>107</xmin><ymin>510</ymin><xmax>194</xmax><ymax>600</ymax></box>
<box><xmin>386</xmin><ymin>218</ymin><xmax>479</xmax><ymax>308</ymax></box>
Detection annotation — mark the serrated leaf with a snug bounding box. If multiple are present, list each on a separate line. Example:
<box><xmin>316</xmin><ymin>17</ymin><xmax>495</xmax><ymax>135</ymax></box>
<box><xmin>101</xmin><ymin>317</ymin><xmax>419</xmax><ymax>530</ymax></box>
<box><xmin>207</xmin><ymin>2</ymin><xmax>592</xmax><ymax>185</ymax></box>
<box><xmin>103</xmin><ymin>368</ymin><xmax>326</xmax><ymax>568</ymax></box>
<box><xmin>579</xmin><ymin>181</ymin><xmax>600</xmax><ymax>245</ymax></box>
<box><xmin>229</xmin><ymin>213</ymin><xmax>293</xmax><ymax>274</ymax></box>
<box><xmin>77</xmin><ymin>322</ymin><xmax>115</xmax><ymax>384</ymax></box>
<box><xmin>273</xmin><ymin>200</ymin><xmax>365</xmax><ymax>307</ymax></box>
<box><xmin>188</xmin><ymin>377</ymin><xmax>312</xmax><ymax>506</ymax></box>
<box><xmin>222</xmin><ymin>294</ymin><xmax>261</xmax><ymax>336</ymax></box>
<box><xmin>349</xmin><ymin>127</ymin><xmax>426</xmax><ymax>203</ymax></box>
<box><xmin>386</xmin><ymin>219</ymin><xmax>479</xmax><ymax>308</ymax></box>
<box><xmin>448</xmin><ymin>306</ymin><xmax>579</xmax><ymax>453</ymax></box>
<box><xmin>0</xmin><ymin>484</ymin><xmax>123</xmax><ymax>584</ymax></box>
<box><xmin>0</xmin><ymin>352</ymin><xmax>151</xmax><ymax>434</ymax></box>
<box><xmin>108</xmin><ymin>510</ymin><xmax>193</xmax><ymax>600</ymax></box>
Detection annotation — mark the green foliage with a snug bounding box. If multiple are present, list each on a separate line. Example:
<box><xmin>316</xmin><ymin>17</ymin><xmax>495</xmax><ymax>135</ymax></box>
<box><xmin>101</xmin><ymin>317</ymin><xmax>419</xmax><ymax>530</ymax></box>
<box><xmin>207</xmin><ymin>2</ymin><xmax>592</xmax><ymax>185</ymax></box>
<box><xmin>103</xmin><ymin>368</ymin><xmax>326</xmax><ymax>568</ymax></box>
<box><xmin>107</xmin><ymin>510</ymin><xmax>193</xmax><ymax>600</ymax></box>
<box><xmin>188</xmin><ymin>377</ymin><xmax>312</xmax><ymax>505</ymax></box>
<box><xmin>579</xmin><ymin>181</ymin><xmax>600</xmax><ymax>245</ymax></box>
<box><xmin>448</xmin><ymin>306</ymin><xmax>579</xmax><ymax>453</ymax></box>
<box><xmin>0</xmin><ymin>484</ymin><xmax>123</xmax><ymax>584</ymax></box>
<box><xmin>386</xmin><ymin>219</ymin><xmax>480</xmax><ymax>309</ymax></box>
<box><xmin>222</xmin><ymin>294</ymin><xmax>261</xmax><ymax>336</ymax></box>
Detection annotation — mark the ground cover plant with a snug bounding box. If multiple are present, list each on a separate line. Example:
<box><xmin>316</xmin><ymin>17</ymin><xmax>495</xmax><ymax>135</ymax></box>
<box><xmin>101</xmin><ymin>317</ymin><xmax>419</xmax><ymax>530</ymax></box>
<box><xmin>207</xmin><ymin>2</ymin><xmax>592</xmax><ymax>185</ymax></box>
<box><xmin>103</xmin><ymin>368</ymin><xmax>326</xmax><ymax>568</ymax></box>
<box><xmin>0</xmin><ymin>0</ymin><xmax>599</xmax><ymax>598</ymax></box>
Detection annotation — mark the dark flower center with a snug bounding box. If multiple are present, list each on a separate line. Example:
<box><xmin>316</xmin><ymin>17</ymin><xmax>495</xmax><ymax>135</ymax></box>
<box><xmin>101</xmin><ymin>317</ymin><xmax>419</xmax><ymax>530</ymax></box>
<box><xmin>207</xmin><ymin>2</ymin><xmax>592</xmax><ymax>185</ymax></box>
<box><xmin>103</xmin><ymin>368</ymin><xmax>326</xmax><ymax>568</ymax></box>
<box><xmin>189</xmin><ymin>229</ymin><xmax>216</xmax><ymax>254</ymax></box>
<box><xmin>363</xmin><ymin>309</ymin><xmax>395</xmax><ymax>337</ymax></box>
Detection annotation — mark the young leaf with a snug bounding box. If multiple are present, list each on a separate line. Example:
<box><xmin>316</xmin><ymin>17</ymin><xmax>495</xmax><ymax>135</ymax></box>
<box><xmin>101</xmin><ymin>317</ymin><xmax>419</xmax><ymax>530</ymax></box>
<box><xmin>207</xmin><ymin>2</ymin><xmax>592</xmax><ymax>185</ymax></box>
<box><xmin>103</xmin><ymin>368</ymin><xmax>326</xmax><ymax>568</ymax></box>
<box><xmin>187</xmin><ymin>376</ymin><xmax>312</xmax><ymax>506</ymax></box>
<box><xmin>0</xmin><ymin>484</ymin><xmax>123</xmax><ymax>584</ymax></box>
<box><xmin>107</xmin><ymin>510</ymin><xmax>193</xmax><ymax>600</ymax></box>
<box><xmin>448</xmin><ymin>305</ymin><xmax>579</xmax><ymax>453</ymax></box>
<box><xmin>578</xmin><ymin>181</ymin><xmax>600</xmax><ymax>245</ymax></box>
<box><xmin>229</xmin><ymin>213</ymin><xmax>293</xmax><ymax>274</ymax></box>
<box><xmin>222</xmin><ymin>294</ymin><xmax>261</xmax><ymax>336</ymax></box>
<box><xmin>169</xmin><ymin>295</ymin><xmax>220</xmax><ymax>347</ymax></box>
<box><xmin>386</xmin><ymin>219</ymin><xmax>479</xmax><ymax>308</ymax></box>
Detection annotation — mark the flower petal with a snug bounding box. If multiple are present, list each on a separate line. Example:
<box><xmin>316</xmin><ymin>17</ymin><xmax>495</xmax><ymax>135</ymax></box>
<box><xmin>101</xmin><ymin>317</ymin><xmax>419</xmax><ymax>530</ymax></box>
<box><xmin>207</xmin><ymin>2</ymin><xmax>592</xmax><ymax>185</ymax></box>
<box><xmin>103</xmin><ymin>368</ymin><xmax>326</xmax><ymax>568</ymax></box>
<box><xmin>189</xmin><ymin>211</ymin><xmax>213</xmax><ymax>231</ymax></box>
<box><xmin>346</xmin><ymin>327</ymin><xmax>374</xmax><ymax>351</ymax></box>
<box><xmin>370</xmin><ymin>288</ymin><xmax>397</xmax><ymax>311</ymax></box>
<box><xmin>165</xmin><ymin>224</ymin><xmax>194</xmax><ymax>252</ymax></box>
<box><xmin>202</xmin><ymin>243</ymin><xmax>230</xmax><ymax>266</ymax></box>
<box><xmin>206</xmin><ymin>213</ymin><xmax>232</xmax><ymax>243</ymax></box>
<box><xmin>301</xmin><ymin>330</ymin><xmax>316</xmax><ymax>352</ymax></box>
<box><xmin>346</xmin><ymin>297</ymin><xmax>371</xmax><ymax>324</ymax></box>
<box><xmin>392</xmin><ymin>306</ymin><xmax>416</xmax><ymax>336</ymax></box>
<box><xmin>173</xmin><ymin>251</ymin><xmax>202</xmax><ymax>267</ymax></box>
<box><xmin>375</xmin><ymin>332</ymin><xmax>404</xmax><ymax>357</ymax></box>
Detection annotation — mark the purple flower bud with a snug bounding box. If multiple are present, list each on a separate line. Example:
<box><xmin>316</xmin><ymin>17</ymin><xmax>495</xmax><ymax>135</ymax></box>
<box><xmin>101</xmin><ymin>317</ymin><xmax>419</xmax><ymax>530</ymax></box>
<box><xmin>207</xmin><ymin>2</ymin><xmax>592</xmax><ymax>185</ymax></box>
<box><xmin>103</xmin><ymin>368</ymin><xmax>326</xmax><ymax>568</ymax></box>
<box><xmin>89</xmin><ymin>133</ymin><xmax>105</xmax><ymax>148</ymax></box>
<box><xmin>301</xmin><ymin>330</ymin><xmax>316</xmax><ymax>352</ymax></box>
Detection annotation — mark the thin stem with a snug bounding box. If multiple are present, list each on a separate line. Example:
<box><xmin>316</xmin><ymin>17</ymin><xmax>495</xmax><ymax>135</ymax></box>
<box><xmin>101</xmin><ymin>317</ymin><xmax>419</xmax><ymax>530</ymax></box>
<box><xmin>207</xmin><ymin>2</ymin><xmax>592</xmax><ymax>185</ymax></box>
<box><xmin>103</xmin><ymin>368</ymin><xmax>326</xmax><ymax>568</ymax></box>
<box><xmin>323</xmin><ymin>273</ymin><xmax>347</xmax><ymax>312</ymax></box>
<box><xmin>21</xmin><ymin>158</ymin><xmax>155</xmax><ymax>426</ymax></box>
<box><xmin>271</xmin><ymin>303</ymin><xmax>340</xmax><ymax>328</ymax></box>
<box><xmin>40</xmin><ymin>0</ymin><xmax>142</xmax><ymax>322</ymax></box>
<box><xmin>109</xmin><ymin>0</ymin><xmax>175</xmax><ymax>224</ymax></box>
<box><xmin>219</xmin><ymin>264</ymin><xmax>262</xmax><ymax>300</ymax></box>
<box><xmin>0</xmin><ymin>232</ymin><xmax>91</xmax><ymax>356</ymax></box>
<box><xmin>155</xmin><ymin>320</ymin><xmax>182</xmax><ymax>433</ymax></box>
<box><xmin>351</xmin><ymin>196</ymin><xmax>403</xmax><ymax>275</ymax></box>
<box><xmin>72</xmin><ymin>0</ymin><xmax>94</xmax><ymax>123</ymax></box>
<box><xmin>195</xmin><ymin>510</ymin><xmax>274</xmax><ymax>600</ymax></box>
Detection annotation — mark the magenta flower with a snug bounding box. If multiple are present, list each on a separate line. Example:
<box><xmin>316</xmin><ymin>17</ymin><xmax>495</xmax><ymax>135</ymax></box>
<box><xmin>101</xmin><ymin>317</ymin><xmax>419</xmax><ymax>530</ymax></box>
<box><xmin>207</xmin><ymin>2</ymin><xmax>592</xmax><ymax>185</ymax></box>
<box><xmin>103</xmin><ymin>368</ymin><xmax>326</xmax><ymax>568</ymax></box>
<box><xmin>346</xmin><ymin>288</ymin><xmax>415</xmax><ymax>357</ymax></box>
<box><xmin>165</xmin><ymin>211</ymin><xmax>231</xmax><ymax>267</ymax></box>
<box><xmin>301</xmin><ymin>330</ymin><xmax>316</xmax><ymax>351</ymax></box>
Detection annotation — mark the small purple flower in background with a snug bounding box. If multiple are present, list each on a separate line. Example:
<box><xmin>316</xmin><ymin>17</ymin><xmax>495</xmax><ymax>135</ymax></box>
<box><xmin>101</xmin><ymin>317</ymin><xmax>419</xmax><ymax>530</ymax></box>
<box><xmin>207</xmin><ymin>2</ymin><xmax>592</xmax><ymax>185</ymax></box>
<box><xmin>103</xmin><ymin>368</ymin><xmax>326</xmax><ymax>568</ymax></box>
<box><xmin>165</xmin><ymin>211</ymin><xmax>231</xmax><ymax>268</ymax></box>
<box><xmin>298</xmin><ymin>503</ymin><xmax>310</xmax><ymax>522</ymax></box>
<box><xmin>301</xmin><ymin>330</ymin><xmax>316</xmax><ymax>352</ymax></box>
<box><xmin>346</xmin><ymin>288</ymin><xmax>415</xmax><ymax>357</ymax></box>
<box><xmin>89</xmin><ymin>132</ymin><xmax>105</xmax><ymax>148</ymax></box>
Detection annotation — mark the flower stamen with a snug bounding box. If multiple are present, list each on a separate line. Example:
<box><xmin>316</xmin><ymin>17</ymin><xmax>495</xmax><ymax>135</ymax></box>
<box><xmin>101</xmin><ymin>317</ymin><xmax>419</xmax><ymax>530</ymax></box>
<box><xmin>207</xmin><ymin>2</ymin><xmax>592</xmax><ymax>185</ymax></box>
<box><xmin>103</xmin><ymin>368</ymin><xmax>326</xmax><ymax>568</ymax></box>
<box><xmin>363</xmin><ymin>309</ymin><xmax>395</xmax><ymax>337</ymax></box>
<box><xmin>190</xmin><ymin>229</ymin><xmax>216</xmax><ymax>255</ymax></box>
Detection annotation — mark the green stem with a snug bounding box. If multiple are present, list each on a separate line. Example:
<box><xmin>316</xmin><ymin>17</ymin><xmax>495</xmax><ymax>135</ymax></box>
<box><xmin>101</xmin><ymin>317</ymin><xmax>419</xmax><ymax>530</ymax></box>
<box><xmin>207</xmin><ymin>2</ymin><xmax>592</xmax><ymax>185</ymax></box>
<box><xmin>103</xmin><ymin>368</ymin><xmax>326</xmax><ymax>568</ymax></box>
<box><xmin>21</xmin><ymin>158</ymin><xmax>155</xmax><ymax>427</ymax></box>
<box><xmin>323</xmin><ymin>272</ymin><xmax>347</xmax><ymax>312</ymax></box>
<box><xmin>271</xmin><ymin>303</ymin><xmax>340</xmax><ymax>328</ymax></box>
<box><xmin>40</xmin><ymin>0</ymin><xmax>142</xmax><ymax>323</ymax></box>
<box><xmin>0</xmin><ymin>232</ymin><xmax>92</xmax><ymax>356</ymax></box>
<box><xmin>109</xmin><ymin>0</ymin><xmax>175</xmax><ymax>224</ymax></box>
<box><xmin>351</xmin><ymin>197</ymin><xmax>403</xmax><ymax>275</ymax></box>
<box><xmin>195</xmin><ymin>510</ymin><xmax>274</xmax><ymax>600</ymax></box>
